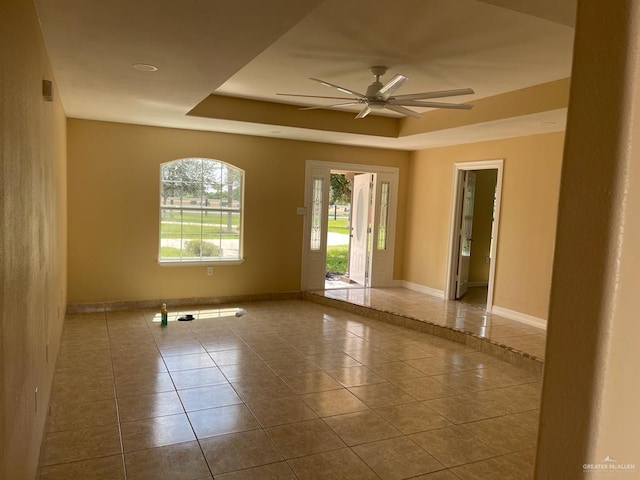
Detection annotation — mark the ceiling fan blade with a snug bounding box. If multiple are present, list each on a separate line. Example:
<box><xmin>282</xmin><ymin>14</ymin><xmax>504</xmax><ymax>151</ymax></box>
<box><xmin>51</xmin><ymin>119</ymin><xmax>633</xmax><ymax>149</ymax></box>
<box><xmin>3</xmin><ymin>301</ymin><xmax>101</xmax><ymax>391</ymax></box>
<box><xmin>355</xmin><ymin>106</ymin><xmax>372</xmax><ymax>119</ymax></box>
<box><xmin>276</xmin><ymin>93</ymin><xmax>359</xmax><ymax>101</ymax></box>
<box><xmin>310</xmin><ymin>78</ymin><xmax>366</xmax><ymax>98</ymax></box>
<box><xmin>390</xmin><ymin>99</ymin><xmax>473</xmax><ymax>110</ymax></box>
<box><xmin>390</xmin><ymin>88</ymin><xmax>475</xmax><ymax>101</ymax></box>
<box><xmin>384</xmin><ymin>104</ymin><xmax>423</xmax><ymax>118</ymax></box>
<box><xmin>299</xmin><ymin>102</ymin><xmax>364</xmax><ymax>111</ymax></box>
<box><xmin>377</xmin><ymin>74</ymin><xmax>408</xmax><ymax>98</ymax></box>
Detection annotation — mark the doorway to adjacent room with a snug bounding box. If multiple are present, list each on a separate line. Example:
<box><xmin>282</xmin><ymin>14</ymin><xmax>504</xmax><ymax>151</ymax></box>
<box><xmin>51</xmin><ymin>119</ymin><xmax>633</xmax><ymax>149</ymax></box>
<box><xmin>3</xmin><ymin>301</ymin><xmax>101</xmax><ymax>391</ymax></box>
<box><xmin>445</xmin><ymin>160</ymin><xmax>503</xmax><ymax>312</ymax></box>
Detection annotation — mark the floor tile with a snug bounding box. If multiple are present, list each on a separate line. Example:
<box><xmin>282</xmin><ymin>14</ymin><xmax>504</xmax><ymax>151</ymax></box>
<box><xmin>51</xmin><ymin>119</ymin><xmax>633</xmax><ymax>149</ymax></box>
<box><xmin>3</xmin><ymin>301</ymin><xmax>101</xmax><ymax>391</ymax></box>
<box><xmin>266</xmin><ymin>356</ymin><xmax>322</xmax><ymax>375</ymax></box>
<box><xmin>46</xmin><ymin>398</ymin><xmax>118</xmax><ymax>432</ymax></box>
<box><xmin>124</xmin><ymin>440</ymin><xmax>210</xmax><ymax>479</ymax></box>
<box><xmin>120</xmin><ymin>413</ymin><xmax>195</xmax><ymax>452</ymax></box>
<box><xmin>352</xmin><ymin>436</ymin><xmax>444</xmax><ymax>480</ymax></box>
<box><xmin>504</xmin><ymin>409</ymin><xmax>540</xmax><ymax>433</ymax></box>
<box><xmin>50</xmin><ymin>376</ymin><xmax>115</xmax><ymax>405</ymax></box>
<box><xmin>365</xmin><ymin>361</ymin><xmax>426</xmax><ymax>381</ymax></box>
<box><xmin>163</xmin><ymin>353</ymin><xmax>216</xmax><ymax>371</ymax></box>
<box><xmin>187</xmin><ymin>404</ymin><xmax>260</xmax><ymax>438</ymax></box>
<box><xmin>300</xmin><ymin>389</ymin><xmax>369</xmax><ymax>417</ymax></box>
<box><xmin>265</xmin><ymin>418</ymin><xmax>345</xmax><ymax>458</ymax></box>
<box><xmin>410</xmin><ymin>471</ymin><xmax>460</xmax><ymax>480</ymax></box>
<box><xmin>281</xmin><ymin>371</ymin><xmax>343</xmax><ymax>394</ymax></box>
<box><xmin>324</xmin><ymin>366</ymin><xmax>386</xmax><ymax>387</ymax></box>
<box><xmin>177</xmin><ymin>384</ymin><xmax>243</xmax><ymax>412</ymax></box>
<box><xmin>230</xmin><ymin>376</ymin><xmax>295</xmax><ymax>401</ymax></box>
<box><xmin>323</xmin><ymin>410</ymin><xmax>402</xmax><ymax>446</ymax></box>
<box><xmin>201</xmin><ymin>337</ymin><xmax>248</xmax><ymax>352</ymax></box>
<box><xmin>343</xmin><ymin>347</ymin><xmax>400</xmax><ymax>365</ymax></box>
<box><xmin>209</xmin><ymin>348</ymin><xmax>262</xmax><ymax>365</ymax></box>
<box><xmin>288</xmin><ymin>447</ymin><xmax>379</xmax><ymax>480</ymax></box>
<box><xmin>111</xmin><ymin>355</ymin><xmax>167</xmax><ymax>376</ymax></box>
<box><xmin>405</xmin><ymin>357</ymin><xmax>462</xmax><ymax>376</ymax></box>
<box><xmin>159</xmin><ymin>343</ymin><xmax>207</xmax><ymax>357</ymax></box>
<box><xmin>117</xmin><ymin>391</ymin><xmax>184</xmax><ymax>422</ymax></box>
<box><xmin>379</xmin><ymin>344</ymin><xmax>435</xmax><ymax>361</ymax></box>
<box><xmin>459</xmin><ymin>416</ymin><xmax>537</xmax><ymax>455</ymax></box>
<box><xmin>115</xmin><ymin>371</ymin><xmax>176</xmax><ymax>397</ymax></box>
<box><xmin>219</xmin><ymin>359</ymin><xmax>277</xmax><ymax>381</ymax></box>
<box><xmin>244</xmin><ymin>396</ymin><xmax>318</xmax><ymax>427</ymax></box>
<box><xmin>307</xmin><ymin>352</ymin><xmax>362</xmax><ymax>369</ymax></box>
<box><xmin>214</xmin><ymin>462</ymin><xmax>297</xmax><ymax>479</ymax></box>
<box><xmin>410</xmin><ymin>425</ymin><xmax>499</xmax><ymax>467</ymax></box>
<box><xmin>200</xmin><ymin>429</ymin><xmax>283</xmax><ymax>475</ymax></box>
<box><xmin>348</xmin><ymin>382</ymin><xmax>416</xmax><ymax>407</ymax></box>
<box><xmin>450</xmin><ymin>454</ymin><xmax>530</xmax><ymax>480</ymax></box>
<box><xmin>424</xmin><ymin>395</ymin><xmax>497</xmax><ymax>424</ymax></box>
<box><xmin>38</xmin><ymin>455</ymin><xmax>125</xmax><ymax>480</ymax></box>
<box><xmin>374</xmin><ymin>402</ymin><xmax>451</xmax><ymax>434</ymax></box>
<box><xmin>503</xmin><ymin>448</ymin><xmax>537</xmax><ymax>478</ymax></box>
<box><xmin>39</xmin><ymin>424</ymin><xmax>122</xmax><ymax>466</ymax></box>
<box><xmin>392</xmin><ymin>376</ymin><xmax>458</xmax><ymax>401</ymax></box>
<box><xmin>169</xmin><ymin>367</ymin><xmax>227</xmax><ymax>390</ymax></box>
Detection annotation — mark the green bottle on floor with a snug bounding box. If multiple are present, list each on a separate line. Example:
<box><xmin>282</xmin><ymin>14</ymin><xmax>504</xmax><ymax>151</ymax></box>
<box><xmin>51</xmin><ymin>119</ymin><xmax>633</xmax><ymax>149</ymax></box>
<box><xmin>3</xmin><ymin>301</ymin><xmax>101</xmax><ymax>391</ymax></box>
<box><xmin>161</xmin><ymin>303</ymin><xmax>168</xmax><ymax>326</ymax></box>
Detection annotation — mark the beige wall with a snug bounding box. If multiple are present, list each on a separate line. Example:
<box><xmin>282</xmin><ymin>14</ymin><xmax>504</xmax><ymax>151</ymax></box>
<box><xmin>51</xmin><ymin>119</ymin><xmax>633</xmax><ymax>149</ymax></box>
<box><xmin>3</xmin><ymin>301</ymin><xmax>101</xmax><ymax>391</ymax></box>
<box><xmin>404</xmin><ymin>132</ymin><xmax>563</xmax><ymax>319</ymax></box>
<box><xmin>469</xmin><ymin>169</ymin><xmax>498</xmax><ymax>284</ymax></box>
<box><xmin>537</xmin><ymin>0</ymin><xmax>640</xmax><ymax>474</ymax></box>
<box><xmin>1</xmin><ymin>0</ymin><xmax>68</xmax><ymax>478</ymax></box>
<box><xmin>67</xmin><ymin>119</ymin><xmax>409</xmax><ymax>305</ymax></box>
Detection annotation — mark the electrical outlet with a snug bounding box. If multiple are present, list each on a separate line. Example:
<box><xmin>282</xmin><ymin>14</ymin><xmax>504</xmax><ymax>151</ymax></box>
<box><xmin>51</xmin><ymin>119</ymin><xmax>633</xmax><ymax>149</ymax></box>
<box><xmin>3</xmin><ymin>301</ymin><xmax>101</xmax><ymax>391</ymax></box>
<box><xmin>207</xmin><ymin>267</ymin><xmax>213</xmax><ymax>276</ymax></box>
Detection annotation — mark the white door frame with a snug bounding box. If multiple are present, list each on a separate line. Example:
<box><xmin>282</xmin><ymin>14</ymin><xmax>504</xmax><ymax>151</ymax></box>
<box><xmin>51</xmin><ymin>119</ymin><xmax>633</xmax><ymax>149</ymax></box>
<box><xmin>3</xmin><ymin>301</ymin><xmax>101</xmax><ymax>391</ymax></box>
<box><xmin>444</xmin><ymin>159</ymin><xmax>503</xmax><ymax>312</ymax></box>
<box><xmin>301</xmin><ymin>160</ymin><xmax>399</xmax><ymax>291</ymax></box>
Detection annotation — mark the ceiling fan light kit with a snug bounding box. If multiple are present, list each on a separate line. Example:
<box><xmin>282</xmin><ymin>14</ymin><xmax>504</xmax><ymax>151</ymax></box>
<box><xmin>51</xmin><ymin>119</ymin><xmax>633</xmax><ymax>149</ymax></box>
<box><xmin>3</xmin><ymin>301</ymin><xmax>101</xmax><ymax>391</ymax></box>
<box><xmin>277</xmin><ymin>66</ymin><xmax>474</xmax><ymax>119</ymax></box>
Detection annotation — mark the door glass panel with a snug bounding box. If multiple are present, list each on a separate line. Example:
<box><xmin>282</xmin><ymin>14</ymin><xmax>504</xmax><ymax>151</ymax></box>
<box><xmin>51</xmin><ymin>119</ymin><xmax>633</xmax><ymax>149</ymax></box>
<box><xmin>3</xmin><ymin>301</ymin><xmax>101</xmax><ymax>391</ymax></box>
<box><xmin>310</xmin><ymin>177</ymin><xmax>324</xmax><ymax>250</ymax></box>
<box><xmin>377</xmin><ymin>181</ymin><xmax>390</xmax><ymax>250</ymax></box>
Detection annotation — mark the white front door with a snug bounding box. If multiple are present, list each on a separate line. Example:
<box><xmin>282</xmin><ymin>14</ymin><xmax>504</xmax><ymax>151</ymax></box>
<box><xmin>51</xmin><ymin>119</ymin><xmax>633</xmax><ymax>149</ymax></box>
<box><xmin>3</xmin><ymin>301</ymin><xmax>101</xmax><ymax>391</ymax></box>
<box><xmin>456</xmin><ymin>171</ymin><xmax>476</xmax><ymax>298</ymax></box>
<box><xmin>301</xmin><ymin>164</ymin><xmax>330</xmax><ymax>290</ymax></box>
<box><xmin>302</xmin><ymin>160</ymin><xmax>399</xmax><ymax>291</ymax></box>
<box><xmin>349</xmin><ymin>173</ymin><xmax>373</xmax><ymax>286</ymax></box>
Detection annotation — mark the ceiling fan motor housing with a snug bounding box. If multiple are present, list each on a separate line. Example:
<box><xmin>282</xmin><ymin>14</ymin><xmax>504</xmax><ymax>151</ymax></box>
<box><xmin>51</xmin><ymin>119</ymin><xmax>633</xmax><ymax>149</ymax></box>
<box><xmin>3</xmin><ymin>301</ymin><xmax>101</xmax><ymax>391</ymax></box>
<box><xmin>366</xmin><ymin>83</ymin><xmax>384</xmax><ymax>98</ymax></box>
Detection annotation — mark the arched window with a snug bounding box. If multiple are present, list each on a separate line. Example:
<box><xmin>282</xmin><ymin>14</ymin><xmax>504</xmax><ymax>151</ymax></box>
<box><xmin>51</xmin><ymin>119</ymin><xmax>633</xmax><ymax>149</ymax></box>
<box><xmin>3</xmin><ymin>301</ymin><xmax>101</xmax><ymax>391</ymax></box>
<box><xmin>159</xmin><ymin>158</ymin><xmax>243</xmax><ymax>263</ymax></box>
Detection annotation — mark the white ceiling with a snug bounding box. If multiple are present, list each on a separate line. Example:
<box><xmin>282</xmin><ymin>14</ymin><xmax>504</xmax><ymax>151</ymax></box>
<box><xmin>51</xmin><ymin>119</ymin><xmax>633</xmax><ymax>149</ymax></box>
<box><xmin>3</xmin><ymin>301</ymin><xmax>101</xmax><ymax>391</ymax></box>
<box><xmin>34</xmin><ymin>0</ymin><xmax>576</xmax><ymax>150</ymax></box>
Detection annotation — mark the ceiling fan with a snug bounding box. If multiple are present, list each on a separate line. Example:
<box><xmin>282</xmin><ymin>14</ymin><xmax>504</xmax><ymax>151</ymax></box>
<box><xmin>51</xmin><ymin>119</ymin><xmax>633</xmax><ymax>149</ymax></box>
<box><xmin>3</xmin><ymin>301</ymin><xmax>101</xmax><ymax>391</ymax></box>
<box><xmin>277</xmin><ymin>66</ymin><xmax>474</xmax><ymax>119</ymax></box>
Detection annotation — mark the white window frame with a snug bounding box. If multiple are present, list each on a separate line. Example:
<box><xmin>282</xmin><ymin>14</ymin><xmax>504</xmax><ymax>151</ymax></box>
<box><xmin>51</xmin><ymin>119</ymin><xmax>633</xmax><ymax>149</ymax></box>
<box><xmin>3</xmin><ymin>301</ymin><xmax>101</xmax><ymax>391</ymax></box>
<box><xmin>158</xmin><ymin>157</ymin><xmax>244</xmax><ymax>265</ymax></box>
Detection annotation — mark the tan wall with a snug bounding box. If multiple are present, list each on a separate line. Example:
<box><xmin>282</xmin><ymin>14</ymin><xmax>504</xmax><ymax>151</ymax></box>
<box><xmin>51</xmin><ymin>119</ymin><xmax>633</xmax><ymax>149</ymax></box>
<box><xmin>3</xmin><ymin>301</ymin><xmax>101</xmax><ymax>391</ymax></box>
<box><xmin>537</xmin><ymin>2</ymin><xmax>640</xmax><ymax>474</ymax></box>
<box><xmin>469</xmin><ymin>169</ymin><xmax>498</xmax><ymax>284</ymax></box>
<box><xmin>67</xmin><ymin>120</ymin><xmax>409</xmax><ymax>304</ymax></box>
<box><xmin>1</xmin><ymin>0</ymin><xmax>68</xmax><ymax>477</ymax></box>
<box><xmin>404</xmin><ymin>132</ymin><xmax>563</xmax><ymax>319</ymax></box>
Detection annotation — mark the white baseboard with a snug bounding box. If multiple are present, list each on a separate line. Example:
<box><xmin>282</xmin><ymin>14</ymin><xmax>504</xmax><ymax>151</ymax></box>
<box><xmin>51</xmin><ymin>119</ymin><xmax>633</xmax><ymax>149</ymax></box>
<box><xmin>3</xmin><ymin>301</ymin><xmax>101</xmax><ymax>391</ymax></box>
<box><xmin>490</xmin><ymin>305</ymin><xmax>547</xmax><ymax>330</ymax></box>
<box><xmin>468</xmin><ymin>281</ymin><xmax>489</xmax><ymax>288</ymax></box>
<box><xmin>401</xmin><ymin>281</ymin><xmax>445</xmax><ymax>299</ymax></box>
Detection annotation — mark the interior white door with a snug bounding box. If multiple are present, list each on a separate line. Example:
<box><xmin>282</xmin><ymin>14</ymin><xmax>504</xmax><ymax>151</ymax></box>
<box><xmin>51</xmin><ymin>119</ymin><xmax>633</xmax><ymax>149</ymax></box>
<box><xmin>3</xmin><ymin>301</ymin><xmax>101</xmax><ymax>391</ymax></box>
<box><xmin>456</xmin><ymin>171</ymin><xmax>476</xmax><ymax>298</ymax></box>
<box><xmin>349</xmin><ymin>173</ymin><xmax>372</xmax><ymax>286</ymax></box>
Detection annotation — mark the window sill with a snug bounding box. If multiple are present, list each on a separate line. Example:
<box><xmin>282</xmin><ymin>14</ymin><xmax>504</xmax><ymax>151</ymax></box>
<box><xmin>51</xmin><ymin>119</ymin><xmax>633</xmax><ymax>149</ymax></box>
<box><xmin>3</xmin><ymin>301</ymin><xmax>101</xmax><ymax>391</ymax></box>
<box><xmin>158</xmin><ymin>258</ymin><xmax>245</xmax><ymax>267</ymax></box>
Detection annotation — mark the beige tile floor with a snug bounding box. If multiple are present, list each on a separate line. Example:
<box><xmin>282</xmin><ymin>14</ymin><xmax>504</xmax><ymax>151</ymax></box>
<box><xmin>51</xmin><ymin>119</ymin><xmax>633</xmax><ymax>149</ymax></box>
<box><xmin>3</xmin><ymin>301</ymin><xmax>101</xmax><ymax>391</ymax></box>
<box><xmin>38</xmin><ymin>300</ymin><xmax>541</xmax><ymax>479</ymax></box>
<box><xmin>314</xmin><ymin>287</ymin><xmax>547</xmax><ymax>360</ymax></box>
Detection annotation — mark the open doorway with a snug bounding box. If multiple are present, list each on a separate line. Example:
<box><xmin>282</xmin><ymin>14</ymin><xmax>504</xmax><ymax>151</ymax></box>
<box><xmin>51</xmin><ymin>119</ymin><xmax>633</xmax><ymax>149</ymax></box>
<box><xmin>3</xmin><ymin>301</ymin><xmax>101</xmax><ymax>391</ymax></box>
<box><xmin>325</xmin><ymin>171</ymin><xmax>374</xmax><ymax>289</ymax></box>
<box><xmin>445</xmin><ymin>160</ymin><xmax>503</xmax><ymax>312</ymax></box>
<box><xmin>301</xmin><ymin>161</ymin><xmax>398</xmax><ymax>291</ymax></box>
